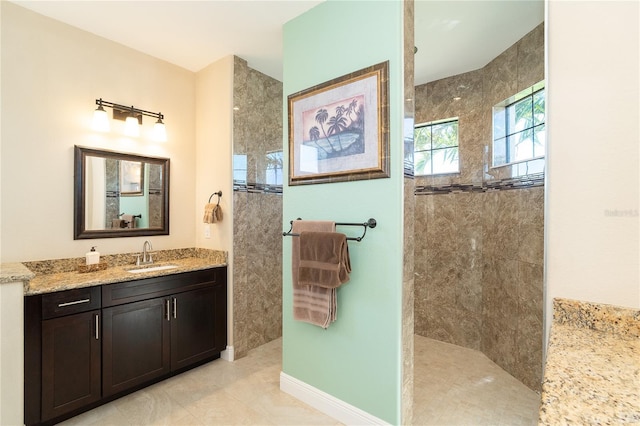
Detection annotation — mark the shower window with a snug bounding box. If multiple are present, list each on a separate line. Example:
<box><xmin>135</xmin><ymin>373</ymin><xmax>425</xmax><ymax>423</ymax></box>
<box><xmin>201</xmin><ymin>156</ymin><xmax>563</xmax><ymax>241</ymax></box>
<box><xmin>233</xmin><ymin>154</ymin><xmax>247</xmax><ymax>184</ymax></box>
<box><xmin>265</xmin><ymin>150</ymin><xmax>283</xmax><ymax>185</ymax></box>
<box><xmin>492</xmin><ymin>81</ymin><xmax>545</xmax><ymax>167</ymax></box>
<box><xmin>414</xmin><ymin>118</ymin><xmax>459</xmax><ymax>175</ymax></box>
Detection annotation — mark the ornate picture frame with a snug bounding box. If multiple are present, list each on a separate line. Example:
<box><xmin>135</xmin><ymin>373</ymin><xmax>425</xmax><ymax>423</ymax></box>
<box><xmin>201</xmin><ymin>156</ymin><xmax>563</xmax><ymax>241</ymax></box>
<box><xmin>287</xmin><ymin>61</ymin><xmax>390</xmax><ymax>185</ymax></box>
<box><xmin>120</xmin><ymin>160</ymin><xmax>144</xmax><ymax>196</ymax></box>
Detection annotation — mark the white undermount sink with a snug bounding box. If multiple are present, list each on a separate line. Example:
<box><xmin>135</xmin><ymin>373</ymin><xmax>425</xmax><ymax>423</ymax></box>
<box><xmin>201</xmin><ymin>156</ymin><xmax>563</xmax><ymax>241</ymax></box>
<box><xmin>126</xmin><ymin>264</ymin><xmax>179</xmax><ymax>274</ymax></box>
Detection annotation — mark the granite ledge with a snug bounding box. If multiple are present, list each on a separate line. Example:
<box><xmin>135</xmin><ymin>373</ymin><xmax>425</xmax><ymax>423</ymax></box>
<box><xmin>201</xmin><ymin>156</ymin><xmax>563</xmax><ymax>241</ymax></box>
<box><xmin>539</xmin><ymin>298</ymin><xmax>640</xmax><ymax>425</ymax></box>
<box><xmin>0</xmin><ymin>262</ymin><xmax>35</xmax><ymax>284</ymax></box>
<box><xmin>20</xmin><ymin>248</ymin><xmax>227</xmax><ymax>296</ymax></box>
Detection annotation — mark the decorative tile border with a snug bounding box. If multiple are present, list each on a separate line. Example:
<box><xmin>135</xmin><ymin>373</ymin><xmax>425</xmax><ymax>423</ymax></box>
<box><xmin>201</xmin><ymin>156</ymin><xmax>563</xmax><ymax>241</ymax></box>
<box><xmin>233</xmin><ymin>182</ymin><xmax>283</xmax><ymax>194</ymax></box>
<box><xmin>415</xmin><ymin>173</ymin><xmax>544</xmax><ymax>195</ymax></box>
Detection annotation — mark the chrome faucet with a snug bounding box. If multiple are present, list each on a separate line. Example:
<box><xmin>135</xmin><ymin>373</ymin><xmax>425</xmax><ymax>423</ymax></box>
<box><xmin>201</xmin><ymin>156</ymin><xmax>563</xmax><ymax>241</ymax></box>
<box><xmin>141</xmin><ymin>240</ymin><xmax>153</xmax><ymax>265</ymax></box>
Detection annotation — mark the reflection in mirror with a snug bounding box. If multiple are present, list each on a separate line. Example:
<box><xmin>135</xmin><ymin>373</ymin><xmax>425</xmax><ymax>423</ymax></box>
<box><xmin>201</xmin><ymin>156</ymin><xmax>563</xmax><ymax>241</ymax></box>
<box><xmin>74</xmin><ymin>146</ymin><xmax>169</xmax><ymax>239</ymax></box>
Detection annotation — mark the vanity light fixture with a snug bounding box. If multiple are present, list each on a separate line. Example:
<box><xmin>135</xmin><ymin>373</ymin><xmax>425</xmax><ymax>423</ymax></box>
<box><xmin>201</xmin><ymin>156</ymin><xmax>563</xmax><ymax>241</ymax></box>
<box><xmin>92</xmin><ymin>98</ymin><xmax>167</xmax><ymax>141</ymax></box>
<box><xmin>124</xmin><ymin>107</ymin><xmax>141</xmax><ymax>137</ymax></box>
<box><xmin>153</xmin><ymin>114</ymin><xmax>167</xmax><ymax>142</ymax></box>
<box><xmin>92</xmin><ymin>99</ymin><xmax>110</xmax><ymax>132</ymax></box>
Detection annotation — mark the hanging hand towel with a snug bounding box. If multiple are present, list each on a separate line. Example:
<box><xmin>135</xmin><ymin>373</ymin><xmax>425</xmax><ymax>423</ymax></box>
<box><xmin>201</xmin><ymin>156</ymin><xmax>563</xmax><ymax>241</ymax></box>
<box><xmin>214</xmin><ymin>204</ymin><xmax>223</xmax><ymax>222</ymax></box>
<box><xmin>121</xmin><ymin>214</ymin><xmax>136</xmax><ymax>229</ymax></box>
<box><xmin>203</xmin><ymin>203</ymin><xmax>216</xmax><ymax>224</ymax></box>
<box><xmin>291</xmin><ymin>220</ymin><xmax>341</xmax><ymax>329</ymax></box>
<box><xmin>298</xmin><ymin>231</ymin><xmax>350</xmax><ymax>288</ymax></box>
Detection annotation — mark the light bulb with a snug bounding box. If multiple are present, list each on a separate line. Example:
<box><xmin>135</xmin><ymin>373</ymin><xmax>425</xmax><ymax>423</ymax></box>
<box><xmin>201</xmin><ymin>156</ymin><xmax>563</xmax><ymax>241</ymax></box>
<box><xmin>92</xmin><ymin>105</ymin><xmax>110</xmax><ymax>132</ymax></box>
<box><xmin>124</xmin><ymin>115</ymin><xmax>140</xmax><ymax>137</ymax></box>
<box><xmin>153</xmin><ymin>116</ymin><xmax>167</xmax><ymax>142</ymax></box>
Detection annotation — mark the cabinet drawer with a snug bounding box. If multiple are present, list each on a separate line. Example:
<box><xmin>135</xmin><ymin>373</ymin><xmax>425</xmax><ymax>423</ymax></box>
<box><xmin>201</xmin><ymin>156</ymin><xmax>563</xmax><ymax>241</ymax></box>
<box><xmin>102</xmin><ymin>268</ymin><xmax>221</xmax><ymax>307</ymax></box>
<box><xmin>42</xmin><ymin>286</ymin><xmax>101</xmax><ymax>319</ymax></box>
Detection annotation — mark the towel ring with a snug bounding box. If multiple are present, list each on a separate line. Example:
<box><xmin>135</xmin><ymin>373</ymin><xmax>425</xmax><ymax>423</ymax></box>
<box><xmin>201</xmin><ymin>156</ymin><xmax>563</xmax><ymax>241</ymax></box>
<box><xmin>208</xmin><ymin>191</ymin><xmax>222</xmax><ymax>205</ymax></box>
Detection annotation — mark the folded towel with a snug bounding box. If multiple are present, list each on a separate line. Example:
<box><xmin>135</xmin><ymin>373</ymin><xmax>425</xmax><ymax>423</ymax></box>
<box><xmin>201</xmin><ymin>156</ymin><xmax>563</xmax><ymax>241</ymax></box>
<box><xmin>291</xmin><ymin>220</ymin><xmax>342</xmax><ymax>329</ymax></box>
<box><xmin>203</xmin><ymin>203</ymin><xmax>216</xmax><ymax>224</ymax></box>
<box><xmin>298</xmin><ymin>232</ymin><xmax>350</xmax><ymax>289</ymax></box>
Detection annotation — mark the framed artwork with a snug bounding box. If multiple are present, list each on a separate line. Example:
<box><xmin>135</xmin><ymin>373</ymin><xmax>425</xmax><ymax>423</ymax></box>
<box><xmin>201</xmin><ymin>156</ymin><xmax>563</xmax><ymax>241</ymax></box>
<box><xmin>120</xmin><ymin>160</ymin><xmax>144</xmax><ymax>196</ymax></box>
<box><xmin>287</xmin><ymin>61</ymin><xmax>390</xmax><ymax>185</ymax></box>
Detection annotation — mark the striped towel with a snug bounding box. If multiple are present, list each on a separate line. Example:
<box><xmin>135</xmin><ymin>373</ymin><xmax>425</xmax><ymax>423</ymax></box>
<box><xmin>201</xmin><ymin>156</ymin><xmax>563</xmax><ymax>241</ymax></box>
<box><xmin>291</xmin><ymin>220</ymin><xmax>339</xmax><ymax>329</ymax></box>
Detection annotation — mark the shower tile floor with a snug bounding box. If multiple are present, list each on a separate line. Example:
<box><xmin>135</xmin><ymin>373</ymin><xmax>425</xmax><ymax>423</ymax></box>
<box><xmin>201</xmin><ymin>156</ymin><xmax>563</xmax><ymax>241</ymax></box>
<box><xmin>59</xmin><ymin>335</ymin><xmax>540</xmax><ymax>425</ymax></box>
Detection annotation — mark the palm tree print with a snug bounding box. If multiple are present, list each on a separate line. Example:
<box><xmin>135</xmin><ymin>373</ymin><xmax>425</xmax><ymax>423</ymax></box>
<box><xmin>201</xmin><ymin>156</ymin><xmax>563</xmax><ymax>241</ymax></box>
<box><xmin>309</xmin><ymin>126</ymin><xmax>330</xmax><ymax>155</ymax></box>
<box><xmin>306</xmin><ymin>96</ymin><xmax>365</xmax><ymax>159</ymax></box>
<box><xmin>314</xmin><ymin>108</ymin><xmax>337</xmax><ymax>152</ymax></box>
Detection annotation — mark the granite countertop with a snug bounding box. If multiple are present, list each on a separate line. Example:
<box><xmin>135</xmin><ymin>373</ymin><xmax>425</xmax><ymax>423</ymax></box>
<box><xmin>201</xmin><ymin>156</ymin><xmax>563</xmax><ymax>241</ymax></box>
<box><xmin>0</xmin><ymin>262</ymin><xmax>35</xmax><ymax>284</ymax></box>
<box><xmin>8</xmin><ymin>248</ymin><xmax>227</xmax><ymax>296</ymax></box>
<box><xmin>539</xmin><ymin>298</ymin><xmax>640</xmax><ymax>424</ymax></box>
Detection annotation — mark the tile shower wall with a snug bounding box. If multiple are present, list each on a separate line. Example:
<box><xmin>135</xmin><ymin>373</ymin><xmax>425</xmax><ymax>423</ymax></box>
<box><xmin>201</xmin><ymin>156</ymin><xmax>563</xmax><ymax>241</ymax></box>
<box><xmin>232</xmin><ymin>57</ymin><xmax>283</xmax><ymax>359</ymax></box>
<box><xmin>402</xmin><ymin>0</ymin><xmax>416</xmax><ymax>422</ymax></box>
<box><xmin>414</xmin><ymin>24</ymin><xmax>544</xmax><ymax>391</ymax></box>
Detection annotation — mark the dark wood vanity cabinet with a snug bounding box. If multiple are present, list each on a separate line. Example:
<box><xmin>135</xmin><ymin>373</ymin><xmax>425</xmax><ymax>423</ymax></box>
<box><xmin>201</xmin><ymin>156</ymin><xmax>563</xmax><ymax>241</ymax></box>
<box><xmin>40</xmin><ymin>287</ymin><xmax>102</xmax><ymax>423</ymax></box>
<box><xmin>102</xmin><ymin>297</ymin><xmax>171</xmax><ymax>397</ymax></box>
<box><xmin>25</xmin><ymin>267</ymin><xmax>227</xmax><ymax>426</ymax></box>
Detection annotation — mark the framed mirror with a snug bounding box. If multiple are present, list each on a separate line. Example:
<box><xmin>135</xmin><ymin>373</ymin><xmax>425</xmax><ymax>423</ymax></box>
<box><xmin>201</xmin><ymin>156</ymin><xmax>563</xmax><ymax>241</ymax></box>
<box><xmin>74</xmin><ymin>145</ymin><xmax>170</xmax><ymax>239</ymax></box>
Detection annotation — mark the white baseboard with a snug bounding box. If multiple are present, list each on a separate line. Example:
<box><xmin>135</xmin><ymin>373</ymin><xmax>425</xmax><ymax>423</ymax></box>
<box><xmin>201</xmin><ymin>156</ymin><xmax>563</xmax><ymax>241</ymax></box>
<box><xmin>221</xmin><ymin>345</ymin><xmax>234</xmax><ymax>362</ymax></box>
<box><xmin>279</xmin><ymin>372</ymin><xmax>389</xmax><ymax>426</ymax></box>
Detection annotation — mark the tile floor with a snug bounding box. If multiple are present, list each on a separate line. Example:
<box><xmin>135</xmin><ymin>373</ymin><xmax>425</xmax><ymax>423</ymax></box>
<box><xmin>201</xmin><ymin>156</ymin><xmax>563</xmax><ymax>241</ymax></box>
<box><xmin>59</xmin><ymin>335</ymin><xmax>540</xmax><ymax>425</ymax></box>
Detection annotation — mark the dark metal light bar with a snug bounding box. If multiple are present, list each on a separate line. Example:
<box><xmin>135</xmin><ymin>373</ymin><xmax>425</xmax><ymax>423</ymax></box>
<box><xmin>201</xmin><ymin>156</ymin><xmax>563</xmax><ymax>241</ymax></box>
<box><xmin>95</xmin><ymin>98</ymin><xmax>164</xmax><ymax>123</ymax></box>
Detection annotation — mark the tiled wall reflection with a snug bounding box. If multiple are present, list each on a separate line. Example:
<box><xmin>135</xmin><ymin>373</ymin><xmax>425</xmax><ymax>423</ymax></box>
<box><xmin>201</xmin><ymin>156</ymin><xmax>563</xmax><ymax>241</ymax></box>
<box><xmin>232</xmin><ymin>57</ymin><xmax>283</xmax><ymax>359</ymax></box>
<box><xmin>413</xmin><ymin>24</ymin><xmax>544</xmax><ymax>391</ymax></box>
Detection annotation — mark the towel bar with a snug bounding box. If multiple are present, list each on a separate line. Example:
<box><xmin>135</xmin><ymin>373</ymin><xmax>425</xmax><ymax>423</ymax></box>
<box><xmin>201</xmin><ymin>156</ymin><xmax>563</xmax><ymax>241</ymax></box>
<box><xmin>282</xmin><ymin>218</ymin><xmax>377</xmax><ymax>242</ymax></box>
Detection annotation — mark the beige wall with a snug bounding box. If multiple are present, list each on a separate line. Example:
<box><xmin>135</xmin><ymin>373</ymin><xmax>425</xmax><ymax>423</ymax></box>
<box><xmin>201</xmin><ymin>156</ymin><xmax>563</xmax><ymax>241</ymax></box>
<box><xmin>195</xmin><ymin>56</ymin><xmax>234</xmax><ymax>252</ymax></box>
<box><xmin>0</xmin><ymin>280</ymin><xmax>23</xmax><ymax>425</ymax></box>
<box><xmin>195</xmin><ymin>55</ymin><xmax>235</xmax><ymax>350</ymax></box>
<box><xmin>0</xmin><ymin>2</ymin><xmax>198</xmax><ymax>262</ymax></box>
<box><xmin>545</xmin><ymin>0</ymin><xmax>640</xmax><ymax>339</ymax></box>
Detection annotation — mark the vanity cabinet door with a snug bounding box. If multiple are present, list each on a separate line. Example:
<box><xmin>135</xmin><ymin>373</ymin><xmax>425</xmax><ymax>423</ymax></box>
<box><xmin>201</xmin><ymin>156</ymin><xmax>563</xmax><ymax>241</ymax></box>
<box><xmin>170</xmin><ymin>285</ymin><xmax>223</xmax><ymax>371</ymax></box>
<box><xmin>41</xmin><ymin>310</ymin><xmax>101</xmax><ymax>422</ymax></box>
<box><xmin>102</xmin><ymin>297</ymin><xmax>171</xmax><ymax>397</ymax></box>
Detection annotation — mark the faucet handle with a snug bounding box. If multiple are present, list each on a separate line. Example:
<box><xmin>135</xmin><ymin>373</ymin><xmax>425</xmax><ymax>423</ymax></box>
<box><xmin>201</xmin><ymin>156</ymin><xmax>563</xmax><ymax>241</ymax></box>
<box><xmin>134</xmin><ymin>254</ymin><xmax>141</xmax><ymax>266</ymax></box>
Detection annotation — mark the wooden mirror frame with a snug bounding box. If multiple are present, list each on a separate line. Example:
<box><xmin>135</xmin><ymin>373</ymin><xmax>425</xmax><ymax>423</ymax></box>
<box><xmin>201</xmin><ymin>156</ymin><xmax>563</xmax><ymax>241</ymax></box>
<box><xmin>74</xmin><ymin>145</ymin><xmax>170</xmax><ymax>239</ymax></box>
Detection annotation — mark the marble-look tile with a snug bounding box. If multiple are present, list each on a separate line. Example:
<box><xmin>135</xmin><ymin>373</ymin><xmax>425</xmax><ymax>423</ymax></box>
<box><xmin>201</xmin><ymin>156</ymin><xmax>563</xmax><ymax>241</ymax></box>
<box><xmin>56</xmin><ymin>399</ymin><xmax>128</xmax><ymax>426</ymax></box>
<box><xmin>109</xmin><ymin>385</ymin><xmax>194</xmax><ymax>425</ymax></box>
<box><xmin>413</xmin><ymin>22</ymin><xmax>545</xmax><ymax>394</ymax></box>
<box><xmin>58</xmin><ymin>336</ymin><xmax>539</xmax><ymax>426</ymax></box>
<box><xmin>456</xmin><ymin>191</ymin><xmax>484</xmax><ymax>228</ymax></box>
<box><xmin>517</xmin><ymin>187</ymin><xmax>545</xmax><ymax>227</ymax></box>
<box><xmin>518</xmin><ymin>224</ymin><xmax>544</xmax><ymax>265</ymax></box>
<box><xmin>413</xmin><ymin>335</ymin><xmax>539</xmax><ymax>426</ymax></box>
<box><xmin>484</xmin><ymin>47</ymin><xmax>518</xmax><ymax>108</ymax></box>
<box><xmin>517</xmin><ymin>23</ymin><xmax>545</xmax><ymax>91</ymax></box>
<box><xmin>232</xmin><ymin>58</ymin><xmax>284</xmax><ymax>360</ymax></box>
<box><xmin>403</xmin><ymin>40</ymin><xmax>416</xmax><ymax>419</ymax></box>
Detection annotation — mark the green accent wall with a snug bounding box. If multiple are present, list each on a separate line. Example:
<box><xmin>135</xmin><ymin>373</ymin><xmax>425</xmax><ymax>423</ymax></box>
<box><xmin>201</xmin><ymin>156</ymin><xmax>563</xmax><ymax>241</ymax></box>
<box><xmin>282</xmin><ymin>1</ymin><xmax>405</xmax><ymax>423</ymax></box>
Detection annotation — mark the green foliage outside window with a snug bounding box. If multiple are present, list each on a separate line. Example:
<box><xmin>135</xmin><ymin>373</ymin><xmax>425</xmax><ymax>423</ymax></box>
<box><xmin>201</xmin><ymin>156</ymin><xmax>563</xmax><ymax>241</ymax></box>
<box><xmin>414</xmin><ymin>119</ymin><xmax>459</xmax><ymax>175</ymax></box>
